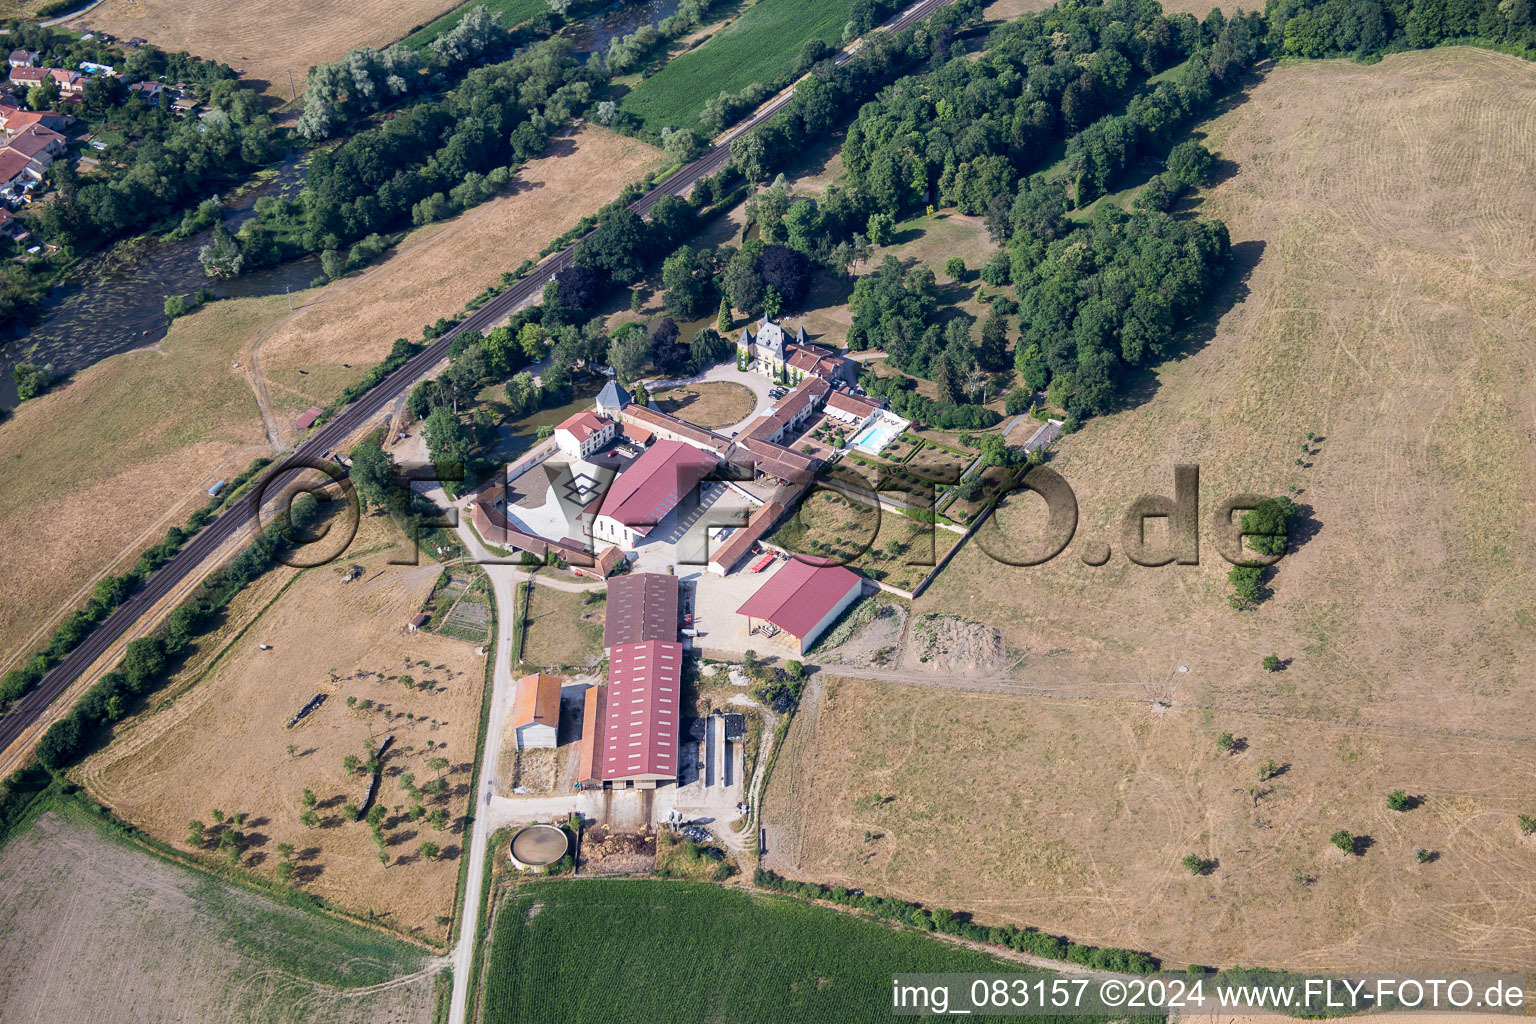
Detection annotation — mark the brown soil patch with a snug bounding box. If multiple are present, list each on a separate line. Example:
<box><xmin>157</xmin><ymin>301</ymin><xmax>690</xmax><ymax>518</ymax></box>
<box><xmin>765</xmin><ymin>677</ymin><xmax>1536</xmax><ymax>974</ymax></box>
<box><xmin>770</xmin><ymin>49</ymin><xmax>1536</xmax><ymax>973</ymax></box>
<box><xmin>74</xmin><ymin>517</ymin><xmax>488</xmax><ymax>943</ymax></box>
<box><xmin>580</xmin><ymin>828</ymin><xmax>657</xmax><ymax>874</ymax></box>
<box><xmin>651</xmin><ymin>380</ymin><xmax>757</xmax><ymax>428</ymax></box>
<box><xmin>899</xmin><ymin>612</ymin><xmax>1016</xmax><ymax>677</ymax></box>
<box><xmin>69</xmin><ymin>0</ymin><xmax>463</xmax><ymax>100</ymax></box>
<box><xmin>0</xmin><ymin>809</ymin><xmax>434</xmax><ymax>1023</ymax></box>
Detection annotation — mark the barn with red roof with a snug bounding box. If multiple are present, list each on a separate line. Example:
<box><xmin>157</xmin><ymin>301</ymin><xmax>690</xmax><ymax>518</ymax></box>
<box><xmin>736</xmin><ymin>557</ymin><xmax>864</xmax><ymax>654</ymax></box>
<box><xmin>598</xmin><ymin>640</ymin><xmax>684</xmax><ymax>787</ymax></box>
<box><xmin>591</xmin><ymin>439</ymin><xmax>718</xmax><ymax>549</ymax></box>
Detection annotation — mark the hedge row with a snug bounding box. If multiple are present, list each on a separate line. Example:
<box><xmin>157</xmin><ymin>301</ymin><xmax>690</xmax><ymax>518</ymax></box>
<box><xmin>754</xmin><ymin>868</ymin><xmax>1159</xmax><ymax>974</ymax></box>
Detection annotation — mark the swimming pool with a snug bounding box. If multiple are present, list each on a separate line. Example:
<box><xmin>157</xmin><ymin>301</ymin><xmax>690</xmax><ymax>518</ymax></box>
<box><xmin>850</xmin><ymin>416</ymin><xmax>904</xmax><ymax>454</ymax></box>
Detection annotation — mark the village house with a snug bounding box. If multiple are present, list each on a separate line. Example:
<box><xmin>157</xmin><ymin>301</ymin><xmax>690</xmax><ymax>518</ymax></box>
<box><xmin>8</xmin><ymin>49</ymin><xmax>39</xmax><ymax>70</ymax></box>
<box><xmin>553</xmin><ymin>410</ymin><xmax>616</xmax><ymax>459</ymax></box>
<box><xmin>2</xmin><ymin>123</ymin><xmax>67</xmax><ymax>173</ymax></box>
<box><xmin>128</xmin><ymin>80</ymin><xmax>163</xmax><ymax>105</ymax></box>
<box><xmin>0</xmin><ymin>207</ymin><xmax>30</xmax><ymax>242</ymax></box>
<box><xmin>0</xmin><ymin>148</ymin><xmax>40</xmax><ymax>199</ymax></box>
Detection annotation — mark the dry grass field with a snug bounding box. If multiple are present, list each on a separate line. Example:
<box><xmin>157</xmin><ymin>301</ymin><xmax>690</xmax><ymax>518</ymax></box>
<box><xmin>0</xmin><ymin>127</ymin><xmax>660</xmax><ymax>677</ymax></box>
<box><xmin>518</xmin><ymin>585</ymin><xmax>604</xmax><ymax>672</ymax></box>
<box><xmin>767</xmin><ymin>48</ymin><xmax>1536</xmax><ymax>972</ymax></box>
<box><xmin>0</xmin><ymin>294</ymin><xmax>277</xmax><ymax>673</ymax></box>
<box><xmin>0</xmin><ymin>807</ymin><xmax>436</xmax><ymax>1023</ymax></box>
<box><xmin>68</xmin><ymin>0</ymin><xmax>463</xmax><ymax>99</ymax></box>
<box><xmin>651</xmin><ymin>381</ymin><xmax>757</xmax><ymax>428</ymax></box>
<box><xmin>74</xmin><ymin>516</ymin><xmax>488</xmax><ymax>942</ymax></box>
<box><xmin>765</xmin><ymin>676</ymin><xmax>1536</xmax><ymax>974</ymax></box>
<box><xmin>255</xmin><ymin>128</ymin><xmax>664</xmax><ymax>437</ymax></box>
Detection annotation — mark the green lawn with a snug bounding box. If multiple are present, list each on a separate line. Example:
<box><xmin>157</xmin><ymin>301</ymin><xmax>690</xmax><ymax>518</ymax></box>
<box><xmin>481</xmin><ymin>879</ymin><xmax>1100</xmax><ymax>1023</ymax></box>
<box><xmin>403</xmin><ymin>0</ymin><xmax>552</xmax><ymax>48</ymax></box>
<box><xmin>620</xmin><ymin>0</ymin><xmax>856</xmax><ymax>134</ymax></box>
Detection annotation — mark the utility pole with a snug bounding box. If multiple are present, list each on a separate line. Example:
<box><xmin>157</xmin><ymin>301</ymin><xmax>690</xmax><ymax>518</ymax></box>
<box><xmin>287</xmin><ymin>68</ymin><xmax>296</xmax><ymax>102</ymax></box>
<box><xmin>286</xmin><ymin>284</ymin><xmax>292</xmax><ymax>311</ymax></box>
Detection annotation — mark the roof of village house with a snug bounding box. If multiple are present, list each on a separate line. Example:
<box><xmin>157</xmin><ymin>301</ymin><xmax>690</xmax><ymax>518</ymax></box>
<box><xmin>601</xmin><ymin>640</ymin><xmax>683</xmax><ymax>781</ymax></box>
<box><xmin>556</xmin><ymin>410</ymin><xmax>610</xmax><ymax>441</ymax></box>
<box><xmin>736</xmin><ymin>557</ymin><xmax>861</xmax><ymax>639</ymax></box>
<box><xmin>621</xmin><ymin>404</ymin><xmax>733</xmax><ymax>453</ymax></box>
<box><xmin>592</xmin><ymin>544</ymin><xmax>626</xmax><ymax>576</ymax></box>
<box><xmin>708</xmin><ymin>499</ymin><xmax>786</xmax><ymax>573</ymax></box>
<box><xmin>511</xmin><ymin>673</ymin><xmax>562</xmax><ymax>731</ymax></box>
<box><xmin>618</xmin><ymin>420</ymin><xmax>653</xmax><ymax>445</ymax></box>
<box><xmin>8</xmin><ymin>68</ymin><xmax>45</xmax><ymax>84</ymax></box>
<box><xmin>825</xmin><ymin>390</ymin><xmax>880</xmax><ymax>418</ymax></box>
<box><xmin>736</xmin><ymin>437</ymin><xmax>819</xmax><ymax>484</ymax></box>
<box><xmin>742</xmin><ymin>376</ymin><xmax>830</xmax><ymax>443</ymax></box>
<box><xmin>2</xmin><ymin>124</ymin><xmax>63</xmax><ymax>160</ymax></box>
<box><xmin>8</xmin><ymin>50</ymin><xmax>38</xmax><ymax>66</ymax></box>
<box><xmin>603</xmin><ymin>571</ymin><xmax>678</xmax><ymax>648</ymax></box>
<box><xmin>0</xmin><ymin>148</ymin><xmax>33</xmax><ymax>183</ymax></box>
<box><xmin>597</xmin><ymin>439</ymin><xmax>718</xmax><ymax>537</ymax></box>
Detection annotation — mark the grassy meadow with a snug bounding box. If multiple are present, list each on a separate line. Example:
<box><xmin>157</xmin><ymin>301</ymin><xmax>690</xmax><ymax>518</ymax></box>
<box><xmin>620</xmin><ymin>0</ymin><xmax>856</xmax><ymax>135</ymax></box>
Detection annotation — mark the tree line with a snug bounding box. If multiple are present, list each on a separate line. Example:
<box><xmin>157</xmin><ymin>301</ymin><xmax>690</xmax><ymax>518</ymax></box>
<box><xmin>252</xmin><ymin>36</ymin><xmax>595</xmax><ymax>265</ymax></box>
<box><xmin>754</xmin><ymin>868</ymin><xmax>1159</xmax><ymax>973</ymax></box>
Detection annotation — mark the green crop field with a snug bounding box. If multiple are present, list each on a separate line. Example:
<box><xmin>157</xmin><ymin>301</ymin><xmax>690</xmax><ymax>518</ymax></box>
<box><xmin>403</xmin><ymin>0</ymin><xmax>552</xmax><ymax>48</ymax></box>
<box><xmin>620</xmin><ymin>0</ymin><xmax>857</xmax><ymax>135</ymax></box>
<box><xmin>480</xmin><ymin>879</ymin><xmax>1127</xmax><ymax>1023</ymax></box>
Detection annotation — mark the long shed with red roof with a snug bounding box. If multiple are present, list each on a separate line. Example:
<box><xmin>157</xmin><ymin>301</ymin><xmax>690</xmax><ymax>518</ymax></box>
<box><xmin>736</xmin><ymin>557</ymin><xmax>864</xmax><ymax>654</ymax></box>
<box><xmin>599</xmin><ymin>640</ymin><xmax>683</xmax><ymax>787</ymax></box>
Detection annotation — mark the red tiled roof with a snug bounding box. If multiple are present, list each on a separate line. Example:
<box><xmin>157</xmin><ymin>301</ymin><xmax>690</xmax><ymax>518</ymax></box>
<box><xmin>597</xmin><ymin>439</ymin><xmax>717</xmax><ymax>538</ymax></box>
<box><xmin>512</xmin><ymin>673</ymin><xmax>562</xmax><ymax>730</ymax></box>
<box><xmin>603</xmin><ymin>572</ymin><xmax>678</xmax><ymax>647</ymax></box>
<box><xmin>826</xmin><ymin>390</ymin><xmax>879</xmax><ymax>418</ymax></box>
<box><xmin>601</xmin><ymin>640</ymin><xmax>683</xmax><ymax>781</ymax></box>
<box><xmin>2</xmin><ymin>124</ymin><xmax>63</xmax><ymax>159</ymax></box>
<box><xmin>619</xmin><ymin>421</ymin><xmax>654</xmax><ymax>445</ymax></box>
<box><xmin>621</xmin><ymin>404</ymin><xmax>731</xmax><ymax>453</ymax></box>
<box><xmin>743</xmin><ymin>376</ymin><xmax>830</xmax><ymax>444</ymax></box>
<box><xmin>556</xmin><ymin>410</ymin><xmax>609</xmax><ymax>441</ymax></box>
<box><xmin>709</xmin><ymin>500</ymin><xmax>786</xmax><ymax>573</ymax></box>
<box><xmin>0</xmin><ymin>149</ymin><xmax>32</xmax><ymax>184</ymax></box>
<box><xmin>736</xmin><ymin>557</ymin><xmax>861</xmax><ymax>639</ymax></box>
<box><xmin>8</xmin><ymin>68</ymin><xmax>45</xmax><ymax>85</ymax></box>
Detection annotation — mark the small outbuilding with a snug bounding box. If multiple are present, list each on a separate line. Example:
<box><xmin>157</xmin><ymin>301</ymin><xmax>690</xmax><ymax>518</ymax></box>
<box><xmin>512</xmin><ymin>672</ymin><xmax>562</xmax><ymax>749</ymax></box>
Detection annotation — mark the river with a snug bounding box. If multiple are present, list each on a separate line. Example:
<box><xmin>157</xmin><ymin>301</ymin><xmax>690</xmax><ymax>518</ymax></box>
<box><xmin>0</xmin><ymin>0</ymin><xmax>684</xmax><ymax>409</ymax></box>
<box><xmin>0</xmin><ymin>152</ymin><xmax>316</xmax><ymax>407</ymax></box>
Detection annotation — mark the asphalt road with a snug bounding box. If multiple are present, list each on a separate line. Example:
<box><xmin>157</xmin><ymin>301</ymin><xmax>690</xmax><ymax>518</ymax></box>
<box><xmin>0</xmin><ymin>0</ymin><xmax>959</xmax><ymax>763</ymax></box>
